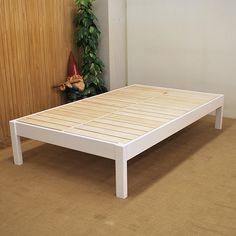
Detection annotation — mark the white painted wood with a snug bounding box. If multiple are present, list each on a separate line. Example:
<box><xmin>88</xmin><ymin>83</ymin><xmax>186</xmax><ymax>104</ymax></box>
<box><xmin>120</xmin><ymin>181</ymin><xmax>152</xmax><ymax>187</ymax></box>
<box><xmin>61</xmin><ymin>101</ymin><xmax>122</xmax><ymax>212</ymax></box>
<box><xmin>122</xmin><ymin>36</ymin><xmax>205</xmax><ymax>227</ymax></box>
<box><xmin>115</xmin><ymin>146</ymin><xmax>128</xmax><ymax>199</ymax></box>
<box><xmin>15</xmin><ymin>122</ymin><xmax>118</xmax><ymax>160</ymax></box>
<box><xmin>9</xmin><ymin>121</ymin><xmax>23</xmax><ymax>165</ymax></box>
<box><xmin>215</xmin><ymin>106</ymin><xmax>223</xmax><ymax>129</ymax></box>
<box><xmin>124</xmin><ymin>95</ymin><xmax>224</xmax><ymax>160</ymax></box>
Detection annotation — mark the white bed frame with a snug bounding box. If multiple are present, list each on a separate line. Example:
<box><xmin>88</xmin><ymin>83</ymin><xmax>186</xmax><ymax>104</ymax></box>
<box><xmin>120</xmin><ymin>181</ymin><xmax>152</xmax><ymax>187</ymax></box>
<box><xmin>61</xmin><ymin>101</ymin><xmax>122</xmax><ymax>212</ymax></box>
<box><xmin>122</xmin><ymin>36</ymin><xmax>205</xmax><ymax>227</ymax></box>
<box><xmin>10</xmin><ymin>85</ymin><xmax>224</xmax><ymax>199</ymax></box>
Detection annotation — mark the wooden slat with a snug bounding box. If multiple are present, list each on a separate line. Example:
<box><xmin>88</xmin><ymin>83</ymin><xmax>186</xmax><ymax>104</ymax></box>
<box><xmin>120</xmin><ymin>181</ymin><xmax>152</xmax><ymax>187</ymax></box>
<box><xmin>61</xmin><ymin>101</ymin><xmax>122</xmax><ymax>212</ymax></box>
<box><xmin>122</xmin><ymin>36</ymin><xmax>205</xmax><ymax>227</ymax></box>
<box><xmin>15</xmin><ymin>84</ymin><xmax>221</xmax><ymax>145</ymax></box>
<box><xmin>60</xmin><ymin>107</ymin><xmax>103</xmax><ymax>117</ymax></box>
<box><xmin>146</xmin><ymin>98</ymin><xmax>199</xmax><ymax>107</ymax></box>
<box><xmin>148</xmin><ymin>97</ymin><xmax>208</xmax><ymax>106</ymax></box>
<box><xmin>58</xmin><ymin>107</ymin><xmax>98</xmax><ymax>119</ymax></box>
<box><xmin>44</xmin><ymin>110</ymin><xmax>93</xmax><ymax>123</ymax></box>
<box><xmin>38</xmin><ymin>112</ymin><xmax>84</xmax><ymax>123</ymax></box>
<box><xmin>66</xmin><ymin>104</ymin><xmax>108</xmax><ymax>115</ymax></box>
<box><xmin>94</xmin><ymin>118</ymin><xmax>153</xmax><ymax>132</ymax></box>
<box><xmin>96</xmin><ymin>95</ymin><xmax>138</xmax><ymax>104</ymax></box>
<box><xmin>106</xmin><ymin>114</ymin><xmax>163</xmax><ymax>128</ymax></box>
<box><xmin>120</xmin><ymin>108</ymin><xmax>177</xmax><ymax>119</ymax></box>
<box><xmin>128</xmin><ymin>106</ymin><xmax>181</xmax><ymax>118</ymax></box>
<box><xmin>75</xmin><ymin>125</ymin><xmax>138</xmax><ymax>140</ymax></box>
<box><xmin>88</xmin><ymin>98</ymin><xmax>129</xmax><ymax>107</ymax></box>
<box><xmin>114</xmin><ymin>111</ymin><xmax>171</xmax><ymax>122</ymax></box>
<box><xmin>23</xmin><ymin>114</ymin><xmax>76</xmax><ymax>127</ymax></box>
<box><xmin>19</xmin><ymin>118</ymin><xmax>69</xmax><ymax>130</ymax></box>
<box><xmin>140</xmin><ymin>102</ymin><xmax>190</xmax><ymax>112</ymax></box>
<box><xmin>71</xmin><ymin>102</ymin><xmax>117</xmax><ymax>112</ymax></box>
<box><xmin>86</xmin><ymin>121</ymin><xmax>145</xmax><ymax>135</ymax></box>
<box><xmin>66</xmin><ymin>128</ymin><xmax>130</xmax><ymax>144</ymax></box>
<box><xmin>68</xmin><ymin>103</ymin><xmax>114</xmax><ymax>114</ymax></box>
<box><xmin>80</xmin><ymin>100</ymin><xmax>122</xmax><ymax>110</ymax></box>
<box><xmin>101</xmin><ymin>93</ymin><xmax>143</xmax><ymax>103</ymax></box>
<box><xmin>107</xmin><ymin>91</ymin><xmax>150</xmax><ymax>99</ymax></box>
<box><xmin>161</xmin><ymin>93</ymin><xmax>216</xmax><ymax>101</ymax></box>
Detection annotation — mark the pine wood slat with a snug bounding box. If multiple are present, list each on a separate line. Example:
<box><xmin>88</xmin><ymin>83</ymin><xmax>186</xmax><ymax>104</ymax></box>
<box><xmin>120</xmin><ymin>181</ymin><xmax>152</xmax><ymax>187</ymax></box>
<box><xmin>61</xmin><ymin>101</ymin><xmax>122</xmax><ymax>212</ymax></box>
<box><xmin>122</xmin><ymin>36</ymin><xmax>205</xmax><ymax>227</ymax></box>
<box><xmin>113</xmin><ymin>111</ymin><xmax>171</xmax><ymax>123</ymax></box>
<box><xmin>128</xmin><ymin>106</ymin><xmax>180</xmax><ymax>117</ymax></box>
<box><xmin>94</xmin><ymin>118</ymin><xmax>153</xmax><ymax>132</ymax></box>
<box><xmin>148</xmin><ymin>96</ymin><xmax>209</xmax><ymax>106</ymax></box>
<box><xmin>68</xmin><ymin>103</ymin><xmax>117</xmax><ymax>114</ymax></box>
<box><xmin>60</xmin><ymin>106</ymin><xmax>103</xmax><ymax>116</ymax></box>
<box><xmin>38</xmin><ymin>112</ymin><xmax>84</xmax><ymax>123</ymax></box>
<box><xmin>81</xmin><ymin>100</ymin><xmax>123</xmax><ymax>109</ymax></box>
<box><xmin>97</xmin><ymin>95</ymin><xmax>140</xmax><ymax>104</ymax></box>
<box><xmin>85</xmin><ymin>121</ymin><xmax>145</xmax><ymax>136</ymax></box>
<box><xmin>72</xmin><ymin>101</ymin><xmax>117</xmax><ymax>112</ymax></box>
<box><xmin>75</xmin><ymin>125</ymin><xmax>138</xmax><ymax>140</ymax></box>
<box><xmin>92</xmin><ymin>97</ymin><xmax>131</xmax><ymax>107</ymax></box>
<box><xmin>47</xmin><ymin>110</ymin><xmax>94</xmax><ymax>122</ymax></box>
<box><xmin>106</xmin><ymin>114</ymin><xmax>163</xmax><ymax>128</ymax></box>
<box><xmin>161</xmin><ymin>93</ymin><xmax>216</xmax><ymax>102</ymax></box>
<box><xmin>120</xmin><ymin>108</ymin><xmax>177</xmax><ymax>119</ymax></box>
<box><xmin>107</xmin><ymin>91</ymin><xmax>151</xmax><ymax>99</ymax></box>
<box><xmin>67</xmin><ymin>104</ymin><xmax>109</xmax><ymax>115</ymax></box>
<box><xmin>123</xmin><ymin>86</ymin><xmax>164</xmax><ymax>95</ymax></box>
<box><xmin>128</xmin><ymin>85</ymin><xmax>217</xmax><ymax>100</ymax></box>
<box><xmin>140</xmin><ymin>101</ymin><xmax>191</xmax><ymax>112</ymax></box>
<box><xmin>66</xmin><ymin>128</ymin><xmax>130</xmax><ymax>144</ymax></box>
<box><xmin>16</xmin><ymin>85</ymin><xmax>220</xmax><ymax>145</ymax></box>
<box><xmin>102</xmin><ymin>93</ymin><xmax>143</xmax><ymax>102</ymax></box>
<box><xmin>55</xmin><ymin>108</ymin><xmax>97</xmax><ymax>119</ymax></box>
<box><xmin>19</xmin><ymin>118</ymin><xmax>69</xmax><ymax>130</ymax></box>
<box><xmin>20</xmin><ymin>115</ymin><xmax>75</xmax><ymax>127</ymax></box>
<box><xmin>147</xmin><ymin>97</ymin><xmax>199</xmax><ymax>106</ymax></box>
<box><xmin>32</xmin><ymin>114</ymin><xmax>77</xmax><ymax>126</ymax></box>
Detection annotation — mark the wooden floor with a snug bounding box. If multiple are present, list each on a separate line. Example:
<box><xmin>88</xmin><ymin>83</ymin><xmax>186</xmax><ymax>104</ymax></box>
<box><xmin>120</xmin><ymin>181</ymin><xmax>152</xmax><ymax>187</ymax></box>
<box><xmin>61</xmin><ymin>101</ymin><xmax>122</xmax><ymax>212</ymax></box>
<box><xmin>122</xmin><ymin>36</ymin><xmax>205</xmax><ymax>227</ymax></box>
<box><xmin>18</xmin><ymin>85</ymin><xmax>219</xmax><ymax>144</ymax></box>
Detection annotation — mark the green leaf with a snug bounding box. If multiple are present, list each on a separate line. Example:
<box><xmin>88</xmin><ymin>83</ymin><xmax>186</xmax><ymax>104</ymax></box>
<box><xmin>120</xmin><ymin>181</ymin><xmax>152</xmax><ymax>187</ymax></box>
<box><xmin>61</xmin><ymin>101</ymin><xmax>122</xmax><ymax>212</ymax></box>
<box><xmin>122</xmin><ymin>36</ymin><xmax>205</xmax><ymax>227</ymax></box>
<box><xmin>74</xmin><ymin>0</ymin><xmax>107</xmax><ymax>99</ymax></box>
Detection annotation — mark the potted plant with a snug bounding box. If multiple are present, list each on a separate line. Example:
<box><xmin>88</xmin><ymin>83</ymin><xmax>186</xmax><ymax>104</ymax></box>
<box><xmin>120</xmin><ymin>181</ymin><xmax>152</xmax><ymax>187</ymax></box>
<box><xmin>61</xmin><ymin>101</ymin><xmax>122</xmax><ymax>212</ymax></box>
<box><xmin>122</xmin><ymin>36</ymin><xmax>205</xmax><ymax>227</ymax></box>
<box><xmin>74</xmin><ymin>0</ymin><xmax>107</xmax><ymax>97</ymax></box>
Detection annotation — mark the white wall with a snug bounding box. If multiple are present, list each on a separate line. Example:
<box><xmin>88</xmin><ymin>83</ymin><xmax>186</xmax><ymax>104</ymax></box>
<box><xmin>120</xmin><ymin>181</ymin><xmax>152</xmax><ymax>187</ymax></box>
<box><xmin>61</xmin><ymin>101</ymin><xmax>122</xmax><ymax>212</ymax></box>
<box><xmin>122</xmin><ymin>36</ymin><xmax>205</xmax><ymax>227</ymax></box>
<box><xmin>94</xmin><ymin>0</ymin><xmax>110</xmax><ymax>89</ymax></box>
<box><xmin>127</xmin><ymin>0</ymin><xmax>236</xmax><ymax>118</ymax></box>
<box><xmin>94</xmin><ymin>0</ymin><xmax>126</xmax><ymax>91</ymax></box>
<box><xmin>108</xmin><ymin>0</ymin><xmax>127</xmax><ymax>89</ymax></box>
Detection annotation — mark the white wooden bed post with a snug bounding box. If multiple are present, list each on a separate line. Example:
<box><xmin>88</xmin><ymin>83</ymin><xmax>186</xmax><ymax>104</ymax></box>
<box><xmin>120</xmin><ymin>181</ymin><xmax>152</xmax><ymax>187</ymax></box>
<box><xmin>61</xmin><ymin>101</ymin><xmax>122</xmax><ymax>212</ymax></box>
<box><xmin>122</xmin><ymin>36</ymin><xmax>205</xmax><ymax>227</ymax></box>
<box><xmin>215</xmin><ymin>106</ymin><xmax>223</xmax><ymax>129</ymax></box>
<box><xmin>115</xmin><ymin>146</ymin><xmax>128</xmax><ymax>199</ymax></box>
<box><xmin>9</xmin><ymin>121</ymin><xmax>23</xmax><ymax>165</ymax></box>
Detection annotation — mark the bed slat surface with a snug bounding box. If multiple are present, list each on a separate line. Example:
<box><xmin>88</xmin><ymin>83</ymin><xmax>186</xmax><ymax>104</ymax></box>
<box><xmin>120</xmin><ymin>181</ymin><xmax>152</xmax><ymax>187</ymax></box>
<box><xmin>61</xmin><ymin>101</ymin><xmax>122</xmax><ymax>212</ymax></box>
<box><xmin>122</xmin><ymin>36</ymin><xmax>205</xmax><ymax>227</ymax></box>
<box><xmin>18</xmin><ymin>85</ymin><xmax>219</xmax><ymax>144</ymax></box>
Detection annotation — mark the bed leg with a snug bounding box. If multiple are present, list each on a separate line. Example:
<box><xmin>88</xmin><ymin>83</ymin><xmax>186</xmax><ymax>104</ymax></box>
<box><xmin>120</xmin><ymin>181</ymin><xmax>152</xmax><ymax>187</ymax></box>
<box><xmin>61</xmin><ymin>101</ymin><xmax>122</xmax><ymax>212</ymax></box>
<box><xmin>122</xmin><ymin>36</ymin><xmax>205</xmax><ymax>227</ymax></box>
<box><xmin>115</xmin><ymin>147</ymin><xmax>127</xmax><ymax>199</ymax></box>
<box><xmin>215</xmin><ymin>106</ymin><xmax>223</xmax><ymax>130</ymax></box>
<box><xmin>10</xmin><ymin>121</ymin><xmax>23</xmax><ymax>165</ymax></box>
